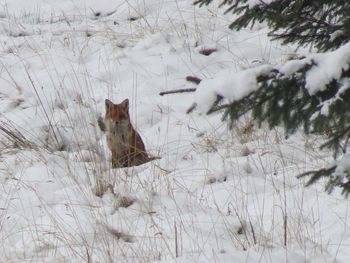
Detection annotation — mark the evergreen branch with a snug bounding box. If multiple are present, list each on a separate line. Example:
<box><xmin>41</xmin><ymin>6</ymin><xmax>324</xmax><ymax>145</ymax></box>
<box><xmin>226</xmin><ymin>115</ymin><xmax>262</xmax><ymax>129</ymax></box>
<box><xmin>207</xmin><ymin>103</ymin><xmax>229</xmax><ymax>115</ymax></box>
<box><xmin>304</xmin><ymin>13</ymin><xmax>341</xmax><ymax>30</ymax></box>
<box><xmin>340</xmin><ymin>179</ymin><xmax>350</xmax><ymax>197</ymax></box>
<box><xmin>194</xmin><ymin>0</ymin><xmax>350</xmax><ymax>196</ymax></box>
<box><xmin>320</xmin><ymin>127</ymin><xmax>350</xmax><ymax>156</ymax></box>
<box><xmin>196</xmin><ymin>0</ymin><xmax>350</xmax><ymax>51</ymax></box>
<box><xmin>297</xmin><ymin>166</ymin><xmax>337</xmax><ymax>187</ymax></box>
<box><xmin>342</xmin><ymin>132</ymin><xmax>350</xmax><ymax>154</ymax></box>
<box><xmin>206</xmin><ymin>95</ymin><xmax>225</xmax><ymax>114</ymax></box>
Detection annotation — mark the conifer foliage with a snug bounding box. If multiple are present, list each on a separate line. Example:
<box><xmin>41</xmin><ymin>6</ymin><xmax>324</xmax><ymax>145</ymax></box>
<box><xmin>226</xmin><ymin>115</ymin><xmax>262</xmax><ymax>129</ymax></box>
<box><xmin>194</xmin><ymin>0</ymin><xmax>350</xmax><ymax>196</ymax></box>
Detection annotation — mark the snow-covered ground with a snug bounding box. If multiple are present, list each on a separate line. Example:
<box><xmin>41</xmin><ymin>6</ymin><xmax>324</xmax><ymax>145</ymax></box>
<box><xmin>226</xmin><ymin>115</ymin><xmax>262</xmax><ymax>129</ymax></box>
<box><xmin>0</xmin><ymin>0</ymin><xmax>349</xmax><ymax>262</ymax></box>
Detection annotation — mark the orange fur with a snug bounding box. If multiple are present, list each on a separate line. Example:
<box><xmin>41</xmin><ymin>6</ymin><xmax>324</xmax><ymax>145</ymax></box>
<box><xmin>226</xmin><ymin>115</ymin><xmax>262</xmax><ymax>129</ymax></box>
<box><xmin>98</xmin><ymin>99</ymin><xmax>152</xmax><ymax>168</ymax></box>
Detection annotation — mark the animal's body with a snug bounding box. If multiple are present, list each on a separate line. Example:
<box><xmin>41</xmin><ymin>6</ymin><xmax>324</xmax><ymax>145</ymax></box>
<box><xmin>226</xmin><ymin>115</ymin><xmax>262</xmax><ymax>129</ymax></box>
<box><xmin>98</xmin><ymin>99</ymin><xmax>155</xmax><ymax>168</ymax></box>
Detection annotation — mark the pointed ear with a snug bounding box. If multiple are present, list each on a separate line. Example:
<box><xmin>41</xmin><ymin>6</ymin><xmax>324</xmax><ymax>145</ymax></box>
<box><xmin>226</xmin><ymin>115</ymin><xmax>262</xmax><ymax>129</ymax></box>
<box><xmin>120</xmin><ymin>99</ymin><xmax>129</xmax><ymax>111</ymax></box>
<box><xmin>105</xmin><ymin>99</ymin><xmax>113</xmax><ymax>110</ymax></box>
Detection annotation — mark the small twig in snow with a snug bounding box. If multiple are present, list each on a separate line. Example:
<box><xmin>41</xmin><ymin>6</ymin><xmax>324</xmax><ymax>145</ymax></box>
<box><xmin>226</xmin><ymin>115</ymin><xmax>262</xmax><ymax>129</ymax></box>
<box><xmin>159</xmin><ymin>88</ymin><xmax>196</xmax><ymax>96</ymax></box>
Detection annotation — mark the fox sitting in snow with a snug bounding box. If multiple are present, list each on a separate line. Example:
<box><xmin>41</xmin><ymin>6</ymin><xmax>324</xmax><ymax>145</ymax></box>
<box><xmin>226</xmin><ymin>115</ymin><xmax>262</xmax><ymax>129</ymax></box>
<box><xmin>98</xmin><ymin>99</ymin><xmax>158</xmax><ymax>168</ymax></box>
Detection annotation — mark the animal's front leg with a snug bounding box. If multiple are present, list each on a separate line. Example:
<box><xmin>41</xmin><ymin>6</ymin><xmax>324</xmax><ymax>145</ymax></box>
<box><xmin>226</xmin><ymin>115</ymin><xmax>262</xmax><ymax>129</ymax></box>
<box><xmin>111</xmin><ymin>151</ymin><xmax>120</xmax><ymax>168</ymax></box>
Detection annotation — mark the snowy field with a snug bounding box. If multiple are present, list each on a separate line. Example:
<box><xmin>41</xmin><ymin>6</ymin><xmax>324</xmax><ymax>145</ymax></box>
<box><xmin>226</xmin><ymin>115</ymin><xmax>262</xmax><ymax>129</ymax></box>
<box><xmin>0</xmin><ymin>0</ymin><xmax>349</xmax><ymax>262</ymax></box>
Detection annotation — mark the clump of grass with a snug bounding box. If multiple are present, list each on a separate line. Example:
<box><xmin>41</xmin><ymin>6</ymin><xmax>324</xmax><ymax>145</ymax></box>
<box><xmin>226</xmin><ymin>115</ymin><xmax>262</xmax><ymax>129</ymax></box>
<box><xmin>240</xmin><ymin>145</ymin><xmax>254</xmax><ymax>156</ymax></box>
<box><xmin>127</xmin><ymin>16</ymin><xmax>140</xmax><ymax>21</ymax></box>
<box><xmin>114</xmin><ymin>195</ymin><xmax>136</xmax><ymax>210</ymax></box>
<box><xmin>0</xmin><ymin>120</ymin><xmax>37</xmax><ymax>150</ymax></box>
<box><xmin>199</xmin><ymin>47</ymin><xmax>217</xmax><ymax>56</ymax></box>
<box><xmin>205</xmin><ymin>175</ymin><xmax>227</xmax><ymax>184</ymax></box>
<box><xmin>230</xmin><ymin>118</ymin><xmax>255</xmax><ymax>144</ymax></box>
<box><xmin>93</xmin><ymin>180</ymin><xmax>114</xmax><ymax>197</ymax></box>
<box><xmin>98</xmin><ymin>222</ymin><xmax>134</xmax><ymax>243</ymax></box>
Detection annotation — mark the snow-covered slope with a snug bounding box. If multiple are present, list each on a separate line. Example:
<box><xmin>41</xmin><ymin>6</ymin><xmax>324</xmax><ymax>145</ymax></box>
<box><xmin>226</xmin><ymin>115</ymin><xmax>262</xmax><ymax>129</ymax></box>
<box><xmin>0</xmin><ymin>1</ymin><xmax>348</xmax><ymax>262</ymax></box>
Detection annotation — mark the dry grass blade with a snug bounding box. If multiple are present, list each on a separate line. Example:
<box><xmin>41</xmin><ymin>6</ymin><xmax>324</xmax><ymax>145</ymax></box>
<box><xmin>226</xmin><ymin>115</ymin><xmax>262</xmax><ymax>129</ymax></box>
<box><xmin>98</xmin><ymin>222</ymin><xmax>134</xmax><ymax>243</ymax></box>
<box><xmin>0</xmin><ymin>120</ymin><xmax>36</xmax><ymax>150</ymax></box>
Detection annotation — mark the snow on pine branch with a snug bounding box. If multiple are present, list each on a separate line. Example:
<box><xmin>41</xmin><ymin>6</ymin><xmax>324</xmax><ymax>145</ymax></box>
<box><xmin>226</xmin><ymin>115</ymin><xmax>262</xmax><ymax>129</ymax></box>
<box><xmin>299</xmin><ymin>154</ymin><xmax>350</xmax><ymax>197</ymax></box>
<box><xmin>194</xmin><ymin>41</ymin><xmax>350</xmax><ymax>115</ymax></box>
<box><xmin>305</xmin><ymin>42</ymin><xmax>350</xmax><ymax>95</ymax></box>
<box><xmin>247</xmin><ymin>0</ymin><xmax>277</xmax><ymax>8</ymax></box>
<box><xmin>194</xmin><ymin>65</ymin><xmax>273</xmax><ymax>113</ymax></box>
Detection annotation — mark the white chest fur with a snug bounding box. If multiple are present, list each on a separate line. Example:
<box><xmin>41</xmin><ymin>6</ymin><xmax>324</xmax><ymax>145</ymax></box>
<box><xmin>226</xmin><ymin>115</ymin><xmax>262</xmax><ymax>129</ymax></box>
<box><xmin>105</xmin><ymin>119</ymin><xmax>129</xmax><ymax>150</ymax></box>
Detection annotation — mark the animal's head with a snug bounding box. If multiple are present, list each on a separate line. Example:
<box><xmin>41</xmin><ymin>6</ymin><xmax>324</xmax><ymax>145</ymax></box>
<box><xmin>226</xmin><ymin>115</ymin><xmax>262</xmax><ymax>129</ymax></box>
<box><xmin>105</xmin><ymin>99</ymin><xmax>130</xmax><ymax>122</ymax></box>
